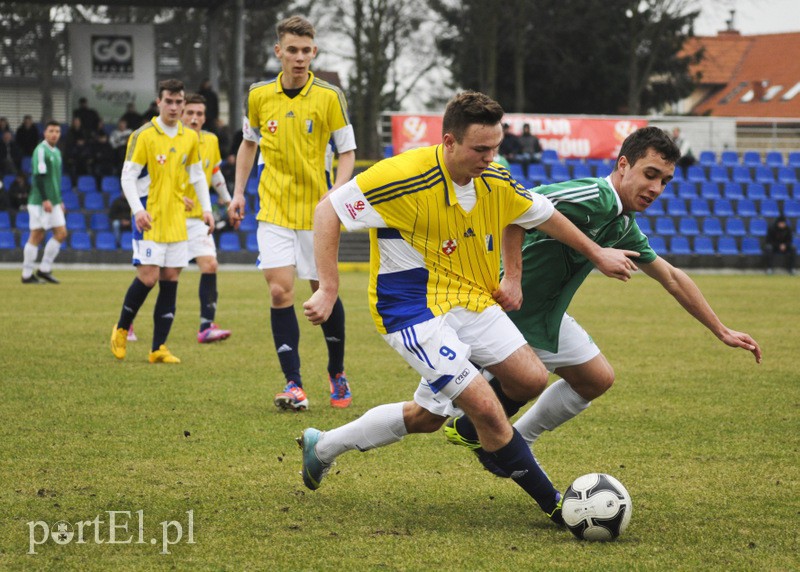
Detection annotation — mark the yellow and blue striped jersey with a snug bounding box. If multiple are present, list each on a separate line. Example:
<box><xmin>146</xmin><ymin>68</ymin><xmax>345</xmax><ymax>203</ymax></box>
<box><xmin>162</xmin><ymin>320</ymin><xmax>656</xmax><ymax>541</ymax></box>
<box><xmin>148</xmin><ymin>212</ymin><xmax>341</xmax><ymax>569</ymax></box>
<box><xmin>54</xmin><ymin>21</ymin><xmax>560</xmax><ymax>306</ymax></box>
<box><xmin>348</xmin><ymin>145</ymin><xmax>538</xmax><ymax>334</ymax></box>
<box><xmin>183</xmin><ymin>129</ymin><xmax>222</xmax><ymax>219</ymax></box>
<box><xmin>245</xmin><ymin>71</ymin><xmax>351</xmax><ymax>230</ymax></box>
<box><xmin>125</xmin><ymin>118</ymin><xmax>201</xmax><ymax>242</ymax></box>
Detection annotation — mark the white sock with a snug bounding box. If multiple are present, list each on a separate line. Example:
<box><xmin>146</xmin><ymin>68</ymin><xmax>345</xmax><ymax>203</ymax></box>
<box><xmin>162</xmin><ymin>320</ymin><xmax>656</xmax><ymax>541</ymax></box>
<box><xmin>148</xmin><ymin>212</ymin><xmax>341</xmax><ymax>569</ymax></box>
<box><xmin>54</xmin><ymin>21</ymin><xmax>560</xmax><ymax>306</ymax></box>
<box><xmin>22</xmin><ymin>242</ymin><xmax>39</xmax><ymax>278</ymax></box>
<box><xmin>39</xmin><ymin>238</ymin><xmax>61</xmax><ymax>273</ymax></box>
<box><xmin>514</xmin><ymin>379</ymin><xmax>591</xmax><ymax>445</ymax></box>
<box><xmin>315</xmin><ymin>402</ymin><xmax>407</xmax><ymax>464</ymax></box>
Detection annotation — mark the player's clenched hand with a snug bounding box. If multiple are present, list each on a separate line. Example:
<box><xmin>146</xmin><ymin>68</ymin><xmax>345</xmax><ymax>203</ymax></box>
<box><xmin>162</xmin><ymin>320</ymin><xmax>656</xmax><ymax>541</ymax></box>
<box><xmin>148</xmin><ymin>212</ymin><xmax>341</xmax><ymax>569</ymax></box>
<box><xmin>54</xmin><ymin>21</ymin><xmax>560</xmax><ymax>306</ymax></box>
<box><xmin>303</xmin><ymin>290</ymin><xmax>336</xmax><ymax>326</ymax></box>
<box><xmin>201</xmin><ymin>211</ymin><xmax>215</xmax><ymax>234</ymax></box>
<box><xmin>493</xmin><ymin>275</ymin><xmax>523</xmax><ymax>311</ymax></box>
<box><xmin>183</xmin><ymin>196</ymin><xmax>195</xmax><ymax>211</ymax></box>
<box><xmin>134</xmin><ymin>210</ymin><xmax>152</xmax><ymax>232</ymax></box>
<box><xmin>227</xmin><ymin>195</ymin><xmax>246</xmax><ymax>229</ymax></box>
<box><xmin>593</xmin><ymin>248</ymin><xmax>640</xmax><ymax>282</ymax></box>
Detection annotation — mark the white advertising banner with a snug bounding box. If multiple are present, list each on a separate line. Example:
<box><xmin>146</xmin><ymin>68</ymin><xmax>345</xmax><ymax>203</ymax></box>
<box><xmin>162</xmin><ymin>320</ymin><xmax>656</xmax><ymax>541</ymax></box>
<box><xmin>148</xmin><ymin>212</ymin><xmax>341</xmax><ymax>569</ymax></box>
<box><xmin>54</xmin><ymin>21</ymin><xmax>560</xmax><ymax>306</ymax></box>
<box><xmin>68</xmin><ymin>24</ymin><xmax>156</xmax><ymax>125</ymax></box>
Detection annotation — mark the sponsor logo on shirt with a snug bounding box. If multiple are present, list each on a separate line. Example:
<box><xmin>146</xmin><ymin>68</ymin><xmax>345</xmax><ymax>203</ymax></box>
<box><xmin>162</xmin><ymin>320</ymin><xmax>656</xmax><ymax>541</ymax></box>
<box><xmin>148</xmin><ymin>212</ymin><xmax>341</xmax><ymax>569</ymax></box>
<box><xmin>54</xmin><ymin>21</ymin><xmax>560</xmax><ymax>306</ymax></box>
<box><xmin>442</xmin><ymin>239</ymin><xmax>458</xmax><ymax>255</ymax></box>
<box><xmin>267</xmin><ymin>120</ymin><xmax>278</xmax><ymax>134</ymax></box>
<box><xmin>344</xmin><ymin>200</ymin><xmax>366</xmax><ymax>219</ymax></box>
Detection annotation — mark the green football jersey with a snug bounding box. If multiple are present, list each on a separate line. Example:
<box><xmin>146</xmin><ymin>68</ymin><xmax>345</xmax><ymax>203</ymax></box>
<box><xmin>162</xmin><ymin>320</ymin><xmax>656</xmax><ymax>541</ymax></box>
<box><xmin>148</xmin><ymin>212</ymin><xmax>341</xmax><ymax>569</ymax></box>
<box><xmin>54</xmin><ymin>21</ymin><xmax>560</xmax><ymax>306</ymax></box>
<box><xmin>29</xmin><ymin>141</ymin><xmax>63</xmax><ymax>206</ymax></box>
<box><xmin>507</xmin><ymin>177</ymin><xmax>658</xmax><ymax>353</ymax></box>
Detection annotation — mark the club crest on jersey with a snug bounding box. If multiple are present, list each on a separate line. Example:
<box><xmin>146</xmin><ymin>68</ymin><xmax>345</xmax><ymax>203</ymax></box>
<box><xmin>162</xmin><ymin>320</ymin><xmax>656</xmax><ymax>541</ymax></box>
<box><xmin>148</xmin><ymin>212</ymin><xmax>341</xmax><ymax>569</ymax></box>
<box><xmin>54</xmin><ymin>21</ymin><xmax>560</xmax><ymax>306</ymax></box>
<box><xmin>156</xmin><ymin>154</ymin><xmax>167</xmax><ymax>165</ymax></box>
<box><xmin>267</xmin><ymin>120</ymin><xmax>278</xmax><ymax>133</ymax></box>
<box><xmin>485</xmin><ymin>234</ymin><xmax>494</xmax><ymax>252</ymax></box>
<box><xmin>442</xmin><ymin>239</ymin><xmax>458</xmax><ymax>255</ymax></box>
<box><xmin>344</xmin><ymin>200</ymin><xmax>366</xmax><ymax>220</ymax></box>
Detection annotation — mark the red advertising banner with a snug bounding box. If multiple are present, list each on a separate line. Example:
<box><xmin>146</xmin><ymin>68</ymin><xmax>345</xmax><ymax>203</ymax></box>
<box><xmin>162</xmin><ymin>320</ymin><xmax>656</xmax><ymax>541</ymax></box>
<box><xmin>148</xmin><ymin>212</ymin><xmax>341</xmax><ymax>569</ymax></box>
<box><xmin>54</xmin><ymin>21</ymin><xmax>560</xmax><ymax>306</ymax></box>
<box><xmin>390</xmin><ymin>114</ymin><xmax>648</xmax><ymax>160</ymax></box>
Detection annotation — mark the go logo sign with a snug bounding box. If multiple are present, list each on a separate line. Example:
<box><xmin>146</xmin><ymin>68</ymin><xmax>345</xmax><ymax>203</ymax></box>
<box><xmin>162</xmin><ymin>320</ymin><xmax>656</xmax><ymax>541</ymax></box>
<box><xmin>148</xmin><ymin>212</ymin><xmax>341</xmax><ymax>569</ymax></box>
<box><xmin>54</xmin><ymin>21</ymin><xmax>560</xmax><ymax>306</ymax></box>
<box><xmin>91</xmin><ymin>35</ymin><xmax>134</xmax><ymax>74</ymax></box>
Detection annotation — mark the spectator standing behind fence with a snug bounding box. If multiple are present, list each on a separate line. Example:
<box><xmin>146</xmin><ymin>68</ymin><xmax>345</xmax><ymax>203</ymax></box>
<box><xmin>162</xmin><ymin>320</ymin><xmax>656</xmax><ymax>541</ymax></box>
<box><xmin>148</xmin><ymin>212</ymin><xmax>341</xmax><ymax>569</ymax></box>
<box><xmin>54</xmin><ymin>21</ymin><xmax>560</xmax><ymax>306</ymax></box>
<box><xmin>108</xmin><ymin>193</ymin><xmax>132</xmax><ymax>247</ymax></box>
<box><xmin>198</xmin><ymin>80</ymin><xmax>220</xmax><ymax>134</ymax></box>
<box><xmin>8</xmin><ymin>173</ymin><xmax>31</xmax><ymax>211</ymax></box>
<box><xmin>499</xmin><ymin>122</ymin><xmax>521</xmax><ymax>167</ymax></box>
<box><xmin>73</xmin><ymin>97</ymin><xmax>101</xmax><ymax>139</ymax></box>
<box><xmin>110</xmin><ymin>119</ymin><xmax>132</xmax><ymax>170</ymax></box>
<box><xmin>764</xmin><ymin>215</ymin><xmax>796</xmax><ymax>275</ymax></box>
<box><xmin>120</xmin><ymin>103</ymin><xmax>143</xmax><ymax>131</ymax></box>
<box><xmin>1</xmin><ymin>131</ymin><xmax>21</xmax><ymax>175</ymax></box>
<box><xmin>518</xmin><ymin>124</ymin><xmax>543</xmax><ymax>179</ymax></box>
<box><xmin>671</xmin><ymin>127</ymin><xmax>695</xmax><ymax>170</ymax></box>
<box><xmin>15</xmin><ymin>115</ymin><xmax>40</xmax><ymax>158</ymax></box>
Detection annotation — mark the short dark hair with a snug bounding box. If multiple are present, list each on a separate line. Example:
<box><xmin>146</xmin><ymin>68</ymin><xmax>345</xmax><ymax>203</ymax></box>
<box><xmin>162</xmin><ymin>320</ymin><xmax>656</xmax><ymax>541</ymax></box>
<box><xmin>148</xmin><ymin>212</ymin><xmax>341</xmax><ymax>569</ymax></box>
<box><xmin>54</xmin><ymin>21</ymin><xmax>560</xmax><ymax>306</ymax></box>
<box><xmin>442</xmin><ymin>91</ymin><xmax>504</xmax><ymax>143</ymax></box>
<box><xmin>45</xmin><ymin>120</ymin><xmax>60</xmax><ymax>129</ymax></box>
<box><xmin>184</xmin><ymin>93</ymin><xmax>206</xmax><ymax>106</ymax></box>
<box><xmin>277</xmin><ymin>15</ymin><xmax>315</xmax><ymax>41</ymax></box>
<box><xmin>157</xmin><ymin>78</ymin><xmax>185</xmax><ymax>99</ymax></box>
<box><xmin>615</xmin><ymin>126</ymin><xmax>680</xmax><ymax>170</ymax></box>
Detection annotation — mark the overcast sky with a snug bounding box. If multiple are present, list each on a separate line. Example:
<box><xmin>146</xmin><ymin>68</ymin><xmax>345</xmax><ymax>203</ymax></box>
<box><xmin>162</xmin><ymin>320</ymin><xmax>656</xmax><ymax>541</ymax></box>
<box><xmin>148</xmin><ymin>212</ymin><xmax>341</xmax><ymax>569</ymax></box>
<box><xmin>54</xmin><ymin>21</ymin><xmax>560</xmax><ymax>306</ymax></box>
<box><xmin>693</xmin><ymin>0</ymin><xmax>800</xmax><ymax>36</ymax></box>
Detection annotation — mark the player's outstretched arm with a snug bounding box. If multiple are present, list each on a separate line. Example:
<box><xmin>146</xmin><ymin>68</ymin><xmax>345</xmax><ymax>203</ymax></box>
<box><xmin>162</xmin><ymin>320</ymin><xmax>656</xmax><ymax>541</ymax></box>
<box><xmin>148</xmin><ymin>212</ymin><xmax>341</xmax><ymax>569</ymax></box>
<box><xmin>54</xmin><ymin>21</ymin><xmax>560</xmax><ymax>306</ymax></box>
<box><xmin>536</xmin><ymin>209</ymin><xmax>639</xmax><ymax>281</ymax></box>
<box><xmin>640</xmin><ymin>257</ymin><xmax>762</xmax><ymax>363</ymax></box>
<box><xmin>303</xmin><ymin>197</ymin><xmax>342</xmax><ymax>326</ymax></box>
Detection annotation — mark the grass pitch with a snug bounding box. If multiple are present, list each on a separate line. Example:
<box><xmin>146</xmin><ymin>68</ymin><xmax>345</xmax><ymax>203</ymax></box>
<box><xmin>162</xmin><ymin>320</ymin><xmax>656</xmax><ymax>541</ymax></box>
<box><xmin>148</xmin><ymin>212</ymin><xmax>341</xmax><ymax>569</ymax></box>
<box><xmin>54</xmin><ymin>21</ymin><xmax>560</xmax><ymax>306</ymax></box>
<box><xmin>0</xmin><ymin>267</ymin><xmax>797</xmax><ymax>571</ymax></box>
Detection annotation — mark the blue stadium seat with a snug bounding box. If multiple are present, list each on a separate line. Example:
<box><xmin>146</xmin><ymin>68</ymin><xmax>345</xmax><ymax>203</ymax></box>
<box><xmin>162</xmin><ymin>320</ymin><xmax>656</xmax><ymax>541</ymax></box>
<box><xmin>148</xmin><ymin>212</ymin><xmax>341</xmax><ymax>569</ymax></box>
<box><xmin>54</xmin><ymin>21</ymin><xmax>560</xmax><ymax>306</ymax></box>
<box><xmin>0</xmin><ymin>211</ymin><xmax>11</xmax><ymax>229</ymax></box>
<box><xmin>693</xmin><ymin>236</ymin><xmax>715</xmax><ymax>255</ymax></box>
<box><xmin>777</xmin><ymin>166</ymin><xmax>798</xmax><ymax>185</ymax></box>
<box><xmin>83</xmin><ymin>193</ymin><xmax>105</xmax><ymax>211</ymax></box>
<box><xmin>2</xmin><ymin>174</ymin><xmax>14</xmax><ymax>189</ymax></box>
<box><xmin>731</xmin><ymin>166</ymin><xmax>752</xmax><ymax>184</ymax></box>
<box><xmin>240</xmin><ymin>214</ymin><xmax>258</xmax><ymax>232</ymax></box>
<box><xmin>788</xmin><ymin>152</ymin><xmax>800</xmax><ymax>168</ymax></box>
<box><xmin>742</xmin><ymin>151</ymin><xmax>761</xmax><ymax>167</ymax></box>
<box><xmin>671</xmin><ymin>165</ymin><xmax>685</xmax><ymax>182</ymax></box>
<box><xmin>635</xmin><ymin>216</ymin><xmax>652</xmax><ymax>234</ymax></box>
<box><xmin>736</xmin><ymin>199</ymin><xmax>757</xmax><ymax>218</ymax></box>
<box><xmin>507</xmin><ymin>162</ymin><xmax>524</xmax><ymax>179</ymax></box>
<box><xmin>61</xmin><ymin>175</ymin><xmax>72</xmax><ymax>194</ymax></box>
<box><xmin>749</xmin><ymin>218</ymin><xmax>768</xmax><ymax>237</ymax></box>
<box><xmin>769</xmin><ymin>183</ymin><xmax>790</xmax><ymax>201</ymax></box>
<box><xmin>783</xmin><ymin>200</ymin><xmax>800</xmax><ymax>218</ymax></box>
<box><xmin>65</xmin><ymin>212</ymin><xmax>86</xmax><ymax>231</ymax></box>
<box><xmin>745</xmin><ymin>183</ymin><xmax>767</xmax><ymax>201</ymax></box>
<box><xmin>527</xmin><ymin>163</ymin><xmax>548</xmax><ymax>185</ymax></box>
<box><xmin>541</xmin><ymin>149</ymin><xmax>559</xmax><ymax>165</ymax></box>
<box><xmin>702</xmin><ymin>217</ymin><xmax>724</xmax><ymax>236</ymax></box>
<box><xmin>70</xmin><ymin>231</ymin><xmax>92</xmax><ymax>250</ymax></box>
<box><xmin>655</xmin><ymin>217</ymin><xmax>676</xmax><ymax>236</ymax></box>
<box><xmin>666</xmin><ymin>198</ymin><xmax>687</xmax><ymax>217</ymax></box>
<box><xmin>725</xmin><ymin>217</ymin><xmax>746</xmax><ymax>236</ymax></box>
<box><xmin>572</xmin><ymin>163</ymin><xmax>592</xmax><ymax>179</ymax></box>
<box><xmin>549</xmin><ymin>163</ymin><xmax>570</xmax><ymax>182</ymax></box>
<box><xmin>717</xmin><ymin>236</ymin><xmax>740</xmax><ymax>255</ymax></box>
<box><xmin>765</xmin><ymin>151</ymin><xmax>783</xmax><ymax>167</ymax></box>
<box><xmin>15</xmin><ymin>211</ymin><xmax>29</xmax><ymax>230</ymax></box>
<box><xmin>219</xmin><ymin>233</ymin><xmax>241</xmax><ymax>252</ymax></box>
<box><xmin>648</xmin><ymin>235</ymin><xmax>667</xmax><ymax>253</ymax></box>
<box><xmin>246</xmin><ymin>231</ymin><xmax>259</xmax><ymax>252</ymax></box>
<box><xmin>698</xmin><ymin>151</ymin><xmax>716</xmax><ymax>167</ymax></box>
<box><xmin>754</xmin><ymin>166</ymin><xmax>775</xmax><ymax>185</ymax></box>
<box><xmin>760</xmin><ymin>199</ymin><xmax>781</xmax><ymax>218</ymax></box>
<box><xmin>661</xmin><ymin>182</ymin><xmax>676</xmax><ymax>199</ymax></box>
<box><xmin>646</xmin><ymin>198</ymin><xmax>665</xmax><ymax>216</ymax></box>
<box><xmin>90</xmin><ymin>213</ymin><xmax>110</xmax><ymax>231</ymax></box>
<box><xmin>723</xmin><ymin>182</ymin><xmax>744</xmax><ymax>200</ymax></box>
<box><xmin>685</xmin><ymin>165</ymin><xmax>705</xmax><ymax>183</ymax></box>
<box><xmin>61</xmin><ymin>192</ymin><xmax>80</xmax><ymax>210</ymax></box>
<box><xmin>720</xmin><ymin>151</ymin><xmax>739</xmax><ymax>167</ymax></box>
<box><xmin>700</xmin><ymin>182</ymin><xmax>721</xmax><ymax>200</ymax></box>
<box><xmin>120</xmin><ymin>231</ymin><xmax>133</xmax><ymax>249</ymax></box>
<box><xmin>587</xmin><ymin>159</ymin><xmax>610</xmax><ymax>177</ymax></box>
<box><xmin>95</xmin><ymin>231</ymin><xmax>118</xmax><ymax>250</ymax></box>
<box><xmin>669</xmin><ymin>235</ymin><xmax>692</xmax><ymax>255</ymax></box>
<box><xmin>712</xmin><ymin>199</ymin><xmax>734</xmax><ymax>217</ymax></box>
<box><xmin>677</xmin><ymin>182</ymin><xmax>698</xmax><ymax>199</ymax></box>
<box><xmin>21</xmin><ymin>156</ymin><xmax>32</xmax><ymax>174</ymax></box>
<box><xmin>0</xmin><ymin>230</ymin><xmax>15</xmax><ymax>249</ymax></box>
<box><xmin>101</xmin><ymin>176</ymin><xmax>121</xmax><ymax>194</ymax></box>
<box><xmin>741</xmin><ymin>237</ymin><xmax>762</xmax><ymax>255</ymax></box>
<box><xmin>678</xmin><ymin>217</ymin><xmax>699</xmax><ymax>236</ymax></box>
<box><xmin>708</xmin><ymin>165</ymin><xmax>729</xmax><ymax>184</ymax></box>
<box><xmin>76</xmin><ymin>175</ymin><xmax>97</xmax><ymax>194</ymax></box>
<box><xmin>689</xmin><ymin>198</ymin><xmax>711</xmax><ymax>217</ymax></box>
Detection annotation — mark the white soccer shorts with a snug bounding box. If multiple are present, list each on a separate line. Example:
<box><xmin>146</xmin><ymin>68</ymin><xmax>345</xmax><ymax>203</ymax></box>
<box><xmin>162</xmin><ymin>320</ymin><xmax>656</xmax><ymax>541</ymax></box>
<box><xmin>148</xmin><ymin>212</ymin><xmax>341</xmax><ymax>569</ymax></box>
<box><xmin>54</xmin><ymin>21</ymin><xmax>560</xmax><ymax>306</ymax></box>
<box><xmin>256</xmin><ymin>221</ymin><xmax>317</xmax><ymax>280</ymax></box>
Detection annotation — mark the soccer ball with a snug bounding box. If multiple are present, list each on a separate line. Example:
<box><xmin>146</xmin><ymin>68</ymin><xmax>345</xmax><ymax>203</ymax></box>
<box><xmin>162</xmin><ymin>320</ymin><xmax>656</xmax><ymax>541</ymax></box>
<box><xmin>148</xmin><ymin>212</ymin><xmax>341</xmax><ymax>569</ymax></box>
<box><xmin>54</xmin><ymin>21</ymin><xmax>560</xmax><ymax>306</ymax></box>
<box><xmin>562</xmin><ymin>473</ymin><xmax>632</xmax><ymax>541</ymax></box>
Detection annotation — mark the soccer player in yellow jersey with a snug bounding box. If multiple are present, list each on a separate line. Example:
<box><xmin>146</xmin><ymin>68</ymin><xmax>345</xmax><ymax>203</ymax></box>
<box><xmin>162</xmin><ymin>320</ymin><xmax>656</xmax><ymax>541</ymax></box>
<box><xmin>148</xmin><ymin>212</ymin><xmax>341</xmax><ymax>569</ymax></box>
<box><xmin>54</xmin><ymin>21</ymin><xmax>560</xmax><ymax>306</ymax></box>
<box><xmin>181</xmin><ymin>92</ymin><xmax>233</xmax><ymax>343</ymax></box>
<box><xmin>298</xmin><ymin>91</ymin><xmax>638</xmax><ymax>523</ymax></box>
<box><xmin>110</xmin><ymin>79</ymin><xmax>215</xmax><ymax>364</ymax></box>
<box><xmin>229</xmin><ymin>15</ymin><xmax>357</xmax><ymax>410</ymax></box>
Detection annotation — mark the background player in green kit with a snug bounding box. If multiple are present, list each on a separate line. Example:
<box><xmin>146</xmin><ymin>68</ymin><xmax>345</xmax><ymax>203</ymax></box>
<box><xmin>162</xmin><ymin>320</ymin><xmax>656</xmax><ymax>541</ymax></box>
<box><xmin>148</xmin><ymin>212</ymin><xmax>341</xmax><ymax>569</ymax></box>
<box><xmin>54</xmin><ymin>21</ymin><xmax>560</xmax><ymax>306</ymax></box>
<box><xmin>21</xmin><ymin>121</ymin><xmax>66</xmax><ymax>284</ymax></box>
<box><xmin>441</xmin><ymin>125</ymin><xmax>762</xmax><ymax>471</ymax></box>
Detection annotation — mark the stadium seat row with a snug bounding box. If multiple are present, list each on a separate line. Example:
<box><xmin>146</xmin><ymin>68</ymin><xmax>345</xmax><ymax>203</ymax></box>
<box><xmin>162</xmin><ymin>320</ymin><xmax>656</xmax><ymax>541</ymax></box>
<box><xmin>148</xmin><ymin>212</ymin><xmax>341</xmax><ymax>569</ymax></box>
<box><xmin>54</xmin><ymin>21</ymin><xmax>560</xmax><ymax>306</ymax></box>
<box><xmin>644</xmin><ymin>197</ymin><xmax>799</xmax><ymax>218</ymax></box>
